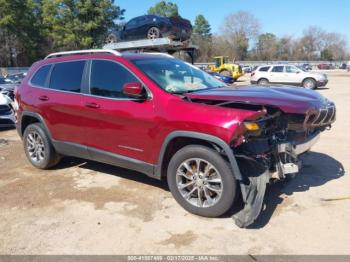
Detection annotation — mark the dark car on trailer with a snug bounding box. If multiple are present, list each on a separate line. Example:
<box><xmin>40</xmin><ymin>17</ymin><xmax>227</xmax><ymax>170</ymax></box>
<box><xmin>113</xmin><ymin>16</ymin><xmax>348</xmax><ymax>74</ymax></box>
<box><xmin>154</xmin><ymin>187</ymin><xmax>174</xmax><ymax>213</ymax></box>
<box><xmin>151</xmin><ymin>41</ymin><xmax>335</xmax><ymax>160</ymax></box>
<box><xmin>116</xmin><ymin>15</ymin><xmax>192</xmax><ymax>41</ymax></box>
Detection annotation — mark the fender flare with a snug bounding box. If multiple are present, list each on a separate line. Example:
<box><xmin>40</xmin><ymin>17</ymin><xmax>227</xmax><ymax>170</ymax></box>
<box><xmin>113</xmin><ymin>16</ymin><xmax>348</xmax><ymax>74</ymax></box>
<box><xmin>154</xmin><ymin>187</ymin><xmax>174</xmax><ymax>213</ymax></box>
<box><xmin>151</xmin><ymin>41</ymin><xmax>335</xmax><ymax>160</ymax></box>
<box><xmin>155</xmin><ymin>131</ymin><xmax>243</xmax><ymax>180</ymax></box>
<box><xmin>18</xmin><ymin>111</ymin><xmax>52</xmax><ymax>140</ymax></box>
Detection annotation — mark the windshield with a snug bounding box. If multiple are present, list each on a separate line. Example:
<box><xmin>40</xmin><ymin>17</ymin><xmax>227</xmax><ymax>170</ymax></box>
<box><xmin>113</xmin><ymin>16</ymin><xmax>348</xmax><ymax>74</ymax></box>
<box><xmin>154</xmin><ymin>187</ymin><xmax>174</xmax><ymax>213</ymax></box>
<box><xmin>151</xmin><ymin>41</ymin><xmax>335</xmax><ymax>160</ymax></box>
<box><xmin>131</xmin><ymin>57</ymin><xmax>225</xmax><ymax>94</ymax></box>
<box><xmin>296</xmin><ymin>66</ymin><xmax>307</xmax><ymax>72</ymax></box>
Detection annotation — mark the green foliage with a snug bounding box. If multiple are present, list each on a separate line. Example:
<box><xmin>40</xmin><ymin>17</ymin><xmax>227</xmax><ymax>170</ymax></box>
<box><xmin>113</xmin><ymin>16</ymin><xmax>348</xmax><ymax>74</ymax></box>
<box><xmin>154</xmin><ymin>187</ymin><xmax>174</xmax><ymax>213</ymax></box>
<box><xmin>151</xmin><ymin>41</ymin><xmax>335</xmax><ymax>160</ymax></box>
<box><xmin>0</xmin><ymin>0</ymin><xmax>43</xmax><ymax>66</ymax></box>
<box><xmin>193</xmin><ymin>15</ymin><xmax>211</xmax><ymax>37</ymax></box>
<box><xmin>256</xmin><ymin>33</ymin><xmax>278</xmax><ymax>60</ymax></box>
<box><xmin>42</xmin><ymin>0</ymin><xmax>124</xmax><ymax>50</ymax></box>
<box><xmin>0</xmin><ymin>0</ymin><xmax>124</xmax><ymax>66</ymax></box>
<box><xmin>147</xmin><ymin>1</ymin><xmax>179</xmax><ymax>17</ymax></box>
<box><xmin>321</xmin><ymin>48</ymin><xmax>334</xmax><ymax>61</ymax></box>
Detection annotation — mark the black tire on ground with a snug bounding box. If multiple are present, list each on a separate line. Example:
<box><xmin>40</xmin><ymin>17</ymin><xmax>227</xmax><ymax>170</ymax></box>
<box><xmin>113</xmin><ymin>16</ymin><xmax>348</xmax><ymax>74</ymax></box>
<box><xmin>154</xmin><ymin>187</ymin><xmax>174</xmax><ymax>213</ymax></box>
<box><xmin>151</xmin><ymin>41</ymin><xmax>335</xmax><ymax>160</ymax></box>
<box><xmin>167</xmin><ymin>145</ymin><xmax>236</xmax><ymax>217</ymax></box>
<box><xmin>257</xmin><ymin>78</ymin><xmax>269</xmax><ymax>85</ymax></box>
<box><xmin>23</xmin><ymin>123</ymin><xmax>61</xmax><ymax>169</ymax></box>
<box><xmin>219</xmin><ymin>69</ymin><xmax>231</xmax><ymax>77</ymax></box>
<box><xmin>147</xmin><ymin>27</ymin><xmax>161</xmax><ymax>39</ymax></box>
<box><xmin>302</xmin><ymin>78</ymin><xmax>317</xmax><ymax>89</ymax></box>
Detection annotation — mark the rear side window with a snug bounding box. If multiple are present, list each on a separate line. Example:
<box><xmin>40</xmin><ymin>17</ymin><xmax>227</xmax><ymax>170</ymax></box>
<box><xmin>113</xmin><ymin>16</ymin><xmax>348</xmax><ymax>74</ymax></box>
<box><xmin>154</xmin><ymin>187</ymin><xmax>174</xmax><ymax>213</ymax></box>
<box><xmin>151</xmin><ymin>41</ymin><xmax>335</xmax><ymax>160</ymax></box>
<box><xmin>259</xmin><ymin>66</ymin><xmax>270</xmax><ymax>72</ymax></box>
<box><xmin>31</xmin><ymin>65</ymin><xmax>51</xmax><ymax>87</ymax></box>
<box><xmin>271</xmin><ymin>66</ymin><xmax>284</xmax><ymax>73</ymax></box>
<box><xmin>90</xmin><ymin>60</ymin><xmax>139</xmax><ymax>98</ymax></box>
<box><xmin>50</xmin><ymin>61</ymin><xmax>85</xmax><ymax>93</ymax></box>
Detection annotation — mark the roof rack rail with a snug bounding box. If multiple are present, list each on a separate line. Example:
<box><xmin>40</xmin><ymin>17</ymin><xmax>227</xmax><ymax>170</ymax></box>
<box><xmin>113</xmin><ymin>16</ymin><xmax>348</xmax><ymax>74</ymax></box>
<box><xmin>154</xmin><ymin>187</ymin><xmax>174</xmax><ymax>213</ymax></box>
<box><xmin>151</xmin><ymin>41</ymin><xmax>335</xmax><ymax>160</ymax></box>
<box><xmin>44</xmin><ymin>49</ymin><xmax>122</xmax><ymax>59</ymax></box>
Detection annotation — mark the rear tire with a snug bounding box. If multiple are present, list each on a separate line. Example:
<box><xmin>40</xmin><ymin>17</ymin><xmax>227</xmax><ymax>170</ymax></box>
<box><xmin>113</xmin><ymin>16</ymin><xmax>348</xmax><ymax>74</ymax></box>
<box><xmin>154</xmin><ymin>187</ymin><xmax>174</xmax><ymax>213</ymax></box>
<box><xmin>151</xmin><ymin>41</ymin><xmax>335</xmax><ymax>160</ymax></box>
<box><xmin>258</xmin><ymin>78</ymin><xmax>269</xmax><ymax>85</ymax></box>
<box><xmin>147</xmin><ymin>27</ymin><xmax>161</xmax><ymax>39</ymax></box>
<box><xmin>23</xmin><ymin>123</ymin><xmax>61</xmax><ymax>169</ymax></box>
<box><xmin>303</xmin><ymin>78</ymin><xmax>316</xmax><ymax>89</ymax></box>
<box><xmin>167</xmin><ymin>145</ymin><xmax>236</xmax><ymax>217</ymax></box>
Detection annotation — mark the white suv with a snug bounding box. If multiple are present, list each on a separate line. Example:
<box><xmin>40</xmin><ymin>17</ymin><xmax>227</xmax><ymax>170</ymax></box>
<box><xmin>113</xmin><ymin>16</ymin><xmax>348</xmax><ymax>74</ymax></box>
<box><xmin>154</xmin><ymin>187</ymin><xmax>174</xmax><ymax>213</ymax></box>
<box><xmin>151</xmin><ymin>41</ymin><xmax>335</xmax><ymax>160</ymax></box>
<box><xmin>251</xmin><ymin>64</ymin><xmax>328</xmax><ymax>89</ymax></box>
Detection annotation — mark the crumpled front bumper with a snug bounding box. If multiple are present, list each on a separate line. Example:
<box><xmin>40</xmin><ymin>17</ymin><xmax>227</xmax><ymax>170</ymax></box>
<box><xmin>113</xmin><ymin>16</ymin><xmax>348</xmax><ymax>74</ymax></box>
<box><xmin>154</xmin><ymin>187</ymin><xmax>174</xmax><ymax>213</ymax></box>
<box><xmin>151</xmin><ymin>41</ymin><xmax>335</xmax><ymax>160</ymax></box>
<box><xmin>233</xmin><ymin>132</ymin><xmax>321</xmax><ymax>228</ymax></box>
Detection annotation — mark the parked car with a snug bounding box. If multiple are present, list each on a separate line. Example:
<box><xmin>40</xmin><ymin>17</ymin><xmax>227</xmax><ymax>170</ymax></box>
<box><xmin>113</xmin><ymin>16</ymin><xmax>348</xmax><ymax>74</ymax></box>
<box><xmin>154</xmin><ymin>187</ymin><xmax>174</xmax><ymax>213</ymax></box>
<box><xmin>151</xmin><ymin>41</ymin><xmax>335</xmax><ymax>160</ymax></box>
<box><xmin>0</xmin><ymin>83</ymin><xmax>16</xmax><ymax>127</ymax></box>
<box><xmin>242</xmin><ymin>65</ymin><xmax>252</xmax><ymax>73</ymax></box>
<box><xmin>340</xmin><ymin>63</ymin><xmax>347</xmax><ymax>69</ymax></box>
<box><xmin>301</xmin><ymin>63</ymin><xmax>312</xmax><ymax>71</ymax></box>
<box><xmin>251</xmin><ymin>64</ymin><xmax>328</xmax><ymax>89</ymax></box>
<box><xmin>16</xmin><ymin>50</ymin><xmax>336</xmax><ymax>227</ymax></box>
<box><xmin>5</xmin><ymin>72</ymin><xmax>27</xmax><ymax>84</ymax></box>
<box><xmin>116</xmin><ymin>15</ymin><xmax>192</xmax><ymax>42</ymax></box>
<box><xmin>206</xmin><ymin>71</ymin><xmax>235</xmax><ymax>84</ymax></box>
<box><xmin>317</xmin><ymin>63</ymin><xmax>331</xmax><ymax>70</ymax></box>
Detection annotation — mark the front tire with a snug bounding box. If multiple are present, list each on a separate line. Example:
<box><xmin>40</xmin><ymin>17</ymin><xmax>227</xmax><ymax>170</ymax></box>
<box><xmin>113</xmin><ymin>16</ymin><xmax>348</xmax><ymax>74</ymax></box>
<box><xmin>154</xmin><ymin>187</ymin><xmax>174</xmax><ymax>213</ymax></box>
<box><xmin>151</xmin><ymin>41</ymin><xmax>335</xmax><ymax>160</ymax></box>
<box><xmin>23</xmin><ymin>123</ymin><xmax>61</xmax><ymax>169</ymax></box>
<box><xmin>303</xmin><ymin>78</ymin><xmax>316</xmax><ymax>89</ymax></box>
<box><xmin>167</xmin><ymin>145</ymin><xmax>236</xmax><ymax>217</ymax></box>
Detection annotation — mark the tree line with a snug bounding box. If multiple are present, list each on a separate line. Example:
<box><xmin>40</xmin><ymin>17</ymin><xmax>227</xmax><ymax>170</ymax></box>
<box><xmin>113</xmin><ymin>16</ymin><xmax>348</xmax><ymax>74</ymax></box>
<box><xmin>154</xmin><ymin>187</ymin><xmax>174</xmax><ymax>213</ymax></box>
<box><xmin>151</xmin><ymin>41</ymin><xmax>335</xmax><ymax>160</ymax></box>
<box><xmin>0</xmin><ymin>0</ymin><xmax>349</xmax><ymax>67</ymax></box>
<box><xmin>0</xmin><ymin>0</ymin><xmax>124</xmax><ymax>67</ymax></box>
<box><xmin>193</xmin><ymin>11</ymin><xmax>349</xmax><ymax>62</ymax></box>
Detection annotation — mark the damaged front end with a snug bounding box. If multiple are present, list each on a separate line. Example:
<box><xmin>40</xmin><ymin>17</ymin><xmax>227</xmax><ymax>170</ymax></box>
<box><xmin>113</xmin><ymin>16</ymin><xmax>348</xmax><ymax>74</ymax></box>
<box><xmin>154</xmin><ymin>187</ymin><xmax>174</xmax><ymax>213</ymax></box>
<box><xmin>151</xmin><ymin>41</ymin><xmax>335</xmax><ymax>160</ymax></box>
<box><xmin>185</xmin><ymin>86</ymin><xmax>336</xmax><ymax>227</ymax></box>
<box><xmin>228</xmin><ymin>101</ymin><xmax>336</xmax><ymax>227</ymax></box>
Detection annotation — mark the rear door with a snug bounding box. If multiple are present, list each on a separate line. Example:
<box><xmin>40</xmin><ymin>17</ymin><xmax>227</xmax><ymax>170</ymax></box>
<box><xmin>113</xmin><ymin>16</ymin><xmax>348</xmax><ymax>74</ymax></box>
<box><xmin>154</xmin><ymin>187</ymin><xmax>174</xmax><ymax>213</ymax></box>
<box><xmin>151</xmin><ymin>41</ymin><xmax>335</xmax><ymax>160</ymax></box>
<box><xmin>34</xmin><ymin>60</ymin><xmax>88</xmax><ymax>146</ymax></box>
<box><xmin>80</xmin><ymin>59</ymin><xmax>157</xmax><ymax>163</ymax></box>
<box><xmin>269</xmin><ymin>66</ymin><xmax>285</xmax><ymax>83</ymax></box>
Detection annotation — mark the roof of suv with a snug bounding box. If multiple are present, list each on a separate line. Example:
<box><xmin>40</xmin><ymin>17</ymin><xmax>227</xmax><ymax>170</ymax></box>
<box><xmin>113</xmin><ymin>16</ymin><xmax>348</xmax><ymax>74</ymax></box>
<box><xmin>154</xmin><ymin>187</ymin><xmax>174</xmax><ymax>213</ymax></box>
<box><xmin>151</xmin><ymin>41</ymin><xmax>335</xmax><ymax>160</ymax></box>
<box><xmin>44</xmin><ymin>49</ymin><xmax>173</xmax><ymax>61</ymax></box>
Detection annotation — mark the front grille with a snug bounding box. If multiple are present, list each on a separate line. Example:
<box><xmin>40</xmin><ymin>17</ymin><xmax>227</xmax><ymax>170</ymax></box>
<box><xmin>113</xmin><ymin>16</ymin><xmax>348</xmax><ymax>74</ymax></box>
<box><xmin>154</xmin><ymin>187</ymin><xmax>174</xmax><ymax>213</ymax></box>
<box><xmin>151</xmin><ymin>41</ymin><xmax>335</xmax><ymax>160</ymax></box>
<box><xmin>0</xmin><ymin>104</ymin><xmax>12</xmax><ymax>115</ymax></box>
<box><xmin>306</xmin><ymin>105</ymin><xmax>336</xmax><ymax>127</ymax></box>
<box><xmin>0</xmin><ymin>119</ymin><xmax>15</xmax><ymax>125</ymax></box>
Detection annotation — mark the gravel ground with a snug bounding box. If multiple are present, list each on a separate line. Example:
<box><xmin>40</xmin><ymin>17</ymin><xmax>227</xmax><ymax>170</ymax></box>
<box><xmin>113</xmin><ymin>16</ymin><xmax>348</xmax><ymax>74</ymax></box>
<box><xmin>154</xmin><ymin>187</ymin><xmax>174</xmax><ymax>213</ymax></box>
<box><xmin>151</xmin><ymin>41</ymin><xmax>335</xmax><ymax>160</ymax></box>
<box><xmin>0</xmin><ymin>70</ymin><xmax>349</xmax><ymax>254</ymax></box>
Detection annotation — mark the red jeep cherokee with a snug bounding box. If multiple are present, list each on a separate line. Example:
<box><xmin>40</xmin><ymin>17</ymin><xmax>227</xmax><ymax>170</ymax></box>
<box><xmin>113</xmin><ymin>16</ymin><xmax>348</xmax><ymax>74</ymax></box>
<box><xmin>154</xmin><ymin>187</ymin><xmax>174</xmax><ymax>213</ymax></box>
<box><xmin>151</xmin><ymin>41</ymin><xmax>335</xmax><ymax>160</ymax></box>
<box><xmin>15</xmin><ymin>50</ymin><xmax>336</xmax><ymax>227</ymax></box>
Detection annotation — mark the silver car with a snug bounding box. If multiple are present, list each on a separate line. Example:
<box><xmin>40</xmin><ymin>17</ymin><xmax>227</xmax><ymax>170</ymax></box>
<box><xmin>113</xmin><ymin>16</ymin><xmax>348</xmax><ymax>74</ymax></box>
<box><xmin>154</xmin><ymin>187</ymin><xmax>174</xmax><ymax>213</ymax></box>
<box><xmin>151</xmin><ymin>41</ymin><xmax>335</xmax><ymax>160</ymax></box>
<box><xmin>0</xmin><ymin>85</ymin><xmax>16</xmax><ymax>127</ymax></box>
<box><xmin>250</xmin><ymin>64</ymin><xmax>328</xmax><ymax>89</ymax></box>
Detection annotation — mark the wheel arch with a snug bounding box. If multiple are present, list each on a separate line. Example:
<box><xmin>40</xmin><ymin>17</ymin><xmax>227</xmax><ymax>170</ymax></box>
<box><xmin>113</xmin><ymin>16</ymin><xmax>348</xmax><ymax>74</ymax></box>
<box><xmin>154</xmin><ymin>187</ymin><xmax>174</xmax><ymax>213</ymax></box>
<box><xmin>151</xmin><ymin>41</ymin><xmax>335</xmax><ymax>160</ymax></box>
<box><xmin>155</xmin><ymin>131</ymin><xmax>242</xmax><ymax>181</ymax></box>
<box><xmin>19</xmin><ymin>112</ymin><xmax>52</xmax><ymax>139</ymax></box>
<box><xmin>257</xmin><ymin>78</ymin><xmax>269</xmax><ymax>84</ymax></box>
<box><xmin>302</xmin><ymin>77</ymin><xmax>316</xmax><ymax>84</ymax></box>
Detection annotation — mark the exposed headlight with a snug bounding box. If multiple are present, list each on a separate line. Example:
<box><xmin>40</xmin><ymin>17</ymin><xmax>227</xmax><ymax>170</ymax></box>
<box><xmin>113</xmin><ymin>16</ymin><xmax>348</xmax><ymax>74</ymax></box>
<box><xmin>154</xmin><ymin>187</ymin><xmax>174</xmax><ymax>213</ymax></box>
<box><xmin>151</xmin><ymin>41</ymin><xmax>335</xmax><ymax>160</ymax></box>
<box><xmin>243</xmin><ymin>121</ymin><xmax>260</xmax><ymax>131</ymax></box>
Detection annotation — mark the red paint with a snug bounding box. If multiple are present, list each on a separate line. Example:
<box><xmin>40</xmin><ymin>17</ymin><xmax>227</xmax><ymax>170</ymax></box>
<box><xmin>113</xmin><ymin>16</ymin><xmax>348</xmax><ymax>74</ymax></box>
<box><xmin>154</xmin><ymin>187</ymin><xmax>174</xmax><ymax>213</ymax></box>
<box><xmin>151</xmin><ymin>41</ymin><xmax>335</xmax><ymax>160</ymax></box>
<box><xmin>16</xmin><ymin>53</ymin><xmax>326</xmax><ymax>165</ymax></box>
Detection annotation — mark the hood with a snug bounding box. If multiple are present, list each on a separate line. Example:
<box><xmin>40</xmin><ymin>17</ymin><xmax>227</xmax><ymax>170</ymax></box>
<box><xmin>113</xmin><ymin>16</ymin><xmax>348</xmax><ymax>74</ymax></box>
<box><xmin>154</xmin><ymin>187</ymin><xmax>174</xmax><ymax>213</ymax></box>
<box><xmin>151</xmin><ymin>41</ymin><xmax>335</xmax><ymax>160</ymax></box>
<box><xmin>308</xmin><ymin>71</ymin><xmax>327</xmax><ymax>79</ymax></box>
<box><xmin>0</xmin><ymin>93</ymin><xmax>12</xmax><ymax>105</ymax></box>
<box><xmin>185</xmin><ymin>85</ymin><xmax>329</xmax><ymax>114</ymax></box>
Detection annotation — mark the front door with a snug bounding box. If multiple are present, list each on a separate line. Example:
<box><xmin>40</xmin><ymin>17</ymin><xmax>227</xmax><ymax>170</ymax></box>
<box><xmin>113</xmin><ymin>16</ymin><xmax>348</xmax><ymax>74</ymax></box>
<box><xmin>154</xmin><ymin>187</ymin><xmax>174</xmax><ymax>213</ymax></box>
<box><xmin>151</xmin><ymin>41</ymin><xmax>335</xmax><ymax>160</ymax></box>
<box><xmin>80</xmin><ymin>59</ymin><xmax>157</xmax><ymax>164</ymax></box>
<box><xmin>284</xmin><ymin>65</ymin><xmax>304</xmax><ymax>84</ymax></box>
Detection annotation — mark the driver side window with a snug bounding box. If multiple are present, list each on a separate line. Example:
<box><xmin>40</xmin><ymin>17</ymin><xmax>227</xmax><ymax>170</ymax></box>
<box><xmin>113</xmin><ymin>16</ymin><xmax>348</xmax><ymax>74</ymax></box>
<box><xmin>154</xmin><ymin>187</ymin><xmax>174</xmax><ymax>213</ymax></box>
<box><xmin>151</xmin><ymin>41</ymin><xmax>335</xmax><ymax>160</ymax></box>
<box><xmin>90</xmin><ymin>60</ymin><xmax>140</xmax><ymax>99</ymax></box>
<box><xmin>286</xmin><ymin>66</ymin><xmax>298</xmax><ymax>73</ymax></box>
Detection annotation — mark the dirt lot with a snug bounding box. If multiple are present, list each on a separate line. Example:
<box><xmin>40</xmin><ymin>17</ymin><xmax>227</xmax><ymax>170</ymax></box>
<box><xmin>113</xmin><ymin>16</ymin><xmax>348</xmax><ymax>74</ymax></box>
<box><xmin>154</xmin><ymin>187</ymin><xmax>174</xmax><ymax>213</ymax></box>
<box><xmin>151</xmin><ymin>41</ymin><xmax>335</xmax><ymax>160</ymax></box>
<box><xmin>0</xmin><ymin>70</ymin><xmax>349</xmax><ymax>255</ymax></box>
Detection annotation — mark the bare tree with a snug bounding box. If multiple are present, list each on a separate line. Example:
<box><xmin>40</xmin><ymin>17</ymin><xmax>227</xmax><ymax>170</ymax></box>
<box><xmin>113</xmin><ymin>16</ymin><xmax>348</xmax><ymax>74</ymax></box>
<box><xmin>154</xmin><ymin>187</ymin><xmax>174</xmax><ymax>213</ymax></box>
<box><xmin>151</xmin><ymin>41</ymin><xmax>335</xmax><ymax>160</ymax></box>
<box><xmin>321</xmin><ymin>32</ymin><xmax>348</xmax><ymax>60</ymax></box>
<box><xmin>220</xmin><ymin>11</ymin><xmax>260</xmax><ymax>60</ymax></box>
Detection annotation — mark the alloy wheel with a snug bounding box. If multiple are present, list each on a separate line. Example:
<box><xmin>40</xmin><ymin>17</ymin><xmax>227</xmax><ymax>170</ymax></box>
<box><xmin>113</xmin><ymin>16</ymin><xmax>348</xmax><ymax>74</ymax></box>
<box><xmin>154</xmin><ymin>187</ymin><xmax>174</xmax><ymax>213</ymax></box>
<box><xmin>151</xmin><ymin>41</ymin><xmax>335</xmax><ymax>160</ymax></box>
<box><xmin>147</xmin><ymin>28</ymin><xmax>160</xmax><ymax>39</ymax></box>
<box><xmin>26</xmin><ymin>131</ymin><xmax>45</xmax><ymax>163</ymax></box>
<box><xmin>176</xmin><ymin>158</ymin><xmax>223</xmax><ymax>208</ymax></box>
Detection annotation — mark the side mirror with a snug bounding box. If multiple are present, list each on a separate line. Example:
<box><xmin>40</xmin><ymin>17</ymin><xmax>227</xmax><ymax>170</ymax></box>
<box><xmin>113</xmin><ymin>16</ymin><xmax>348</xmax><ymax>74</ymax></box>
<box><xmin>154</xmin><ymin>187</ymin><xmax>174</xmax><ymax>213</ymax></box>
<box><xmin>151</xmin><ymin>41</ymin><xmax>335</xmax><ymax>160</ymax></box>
<box><xmin>122</xmin><ymin>82</ymin><xmax>146</xmax><ymax>99</ymax></box>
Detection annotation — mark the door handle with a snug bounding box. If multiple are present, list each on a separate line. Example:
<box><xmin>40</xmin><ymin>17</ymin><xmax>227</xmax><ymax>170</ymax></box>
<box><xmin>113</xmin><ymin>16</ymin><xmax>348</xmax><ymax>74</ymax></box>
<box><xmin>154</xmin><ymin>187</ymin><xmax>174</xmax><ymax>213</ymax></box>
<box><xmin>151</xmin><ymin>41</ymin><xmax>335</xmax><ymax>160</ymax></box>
<box><xmin>38</xmin><ymin>95</ymin><xmax>49</xmax><ymax>101</ymax></box>
<box><xmin>85</xmin><ymin>102</ymin><xmax>100</xmax><ymax>109</ymax></box>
